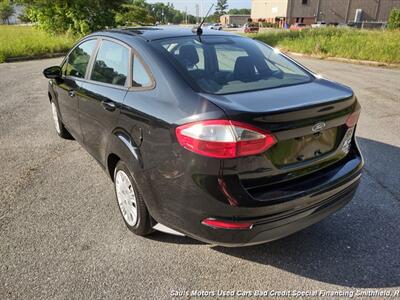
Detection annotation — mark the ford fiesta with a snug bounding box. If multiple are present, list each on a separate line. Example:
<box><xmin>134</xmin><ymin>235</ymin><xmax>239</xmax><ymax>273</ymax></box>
<box><xmin>43</xmin><ymin>28</ymin><xmax>363</xmax><ymax>246</ymax></box>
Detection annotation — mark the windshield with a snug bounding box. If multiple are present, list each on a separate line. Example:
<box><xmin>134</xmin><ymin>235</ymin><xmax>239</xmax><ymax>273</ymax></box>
<box><xmin>152</xmin><ymin>36</ymin><xmax>313</xmax><ymax>95</ymax></box>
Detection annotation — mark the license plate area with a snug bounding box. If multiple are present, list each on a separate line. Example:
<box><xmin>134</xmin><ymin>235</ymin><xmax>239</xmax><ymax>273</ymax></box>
<box><xmin>270</xmin><ymin>127</ymin><xmax>339</xmax><ymax>166</ymax></box>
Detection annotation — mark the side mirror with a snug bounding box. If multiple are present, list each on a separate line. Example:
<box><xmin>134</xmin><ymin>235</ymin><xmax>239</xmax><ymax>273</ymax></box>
<box><xmin>43</xmin><ymin>66</ymin><xmax>62</xmax><ymax>79</ymax></box>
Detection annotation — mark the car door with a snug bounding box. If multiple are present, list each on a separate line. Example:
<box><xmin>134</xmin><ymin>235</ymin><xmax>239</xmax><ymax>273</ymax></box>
<box><xmin>56</xmin><ymin>39</ymin><xmax>98</xmax><ymax>141</ymax></box>
<box><xmin>117</xmin><ymin>50</ymin><xmax>157</xmax><ymax>167</ymax></box>
<box><xmin>79</xmin><ymin>38</ymin><xmax>130</xmax><ymax>165</ymax></box>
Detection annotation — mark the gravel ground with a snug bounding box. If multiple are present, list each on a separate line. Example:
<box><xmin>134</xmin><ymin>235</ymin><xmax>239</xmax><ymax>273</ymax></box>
<box><xmin>0</xmin><ymin>57</ymin><xmax>399</xmax><ymax>299</ymax></box>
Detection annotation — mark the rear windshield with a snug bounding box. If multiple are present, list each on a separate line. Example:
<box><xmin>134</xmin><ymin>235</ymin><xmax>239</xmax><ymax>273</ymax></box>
<box><xmin>152</xmin><ymin>36</ymin><xmax>313</xmax><ymax>95</ymax></box>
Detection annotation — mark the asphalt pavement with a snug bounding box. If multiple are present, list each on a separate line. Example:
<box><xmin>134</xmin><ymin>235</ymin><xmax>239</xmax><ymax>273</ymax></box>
<box><xmin>0</xmin><ymin>57</ymin><xmax>399</xmax><ymax>299</ymax></box>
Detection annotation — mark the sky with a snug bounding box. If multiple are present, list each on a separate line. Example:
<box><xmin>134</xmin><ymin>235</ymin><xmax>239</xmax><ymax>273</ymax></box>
<box><xmin>146</xmin><ymin>0</ymin><xmax>251</xmax><ymax>17</ymax></box>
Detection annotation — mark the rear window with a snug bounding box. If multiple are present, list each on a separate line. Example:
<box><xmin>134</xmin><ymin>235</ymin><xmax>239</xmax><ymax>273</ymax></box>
<box><xmin>152</xmin><ymin>36</ymin><xmax>312</xmax><ymax>95</ymax></box>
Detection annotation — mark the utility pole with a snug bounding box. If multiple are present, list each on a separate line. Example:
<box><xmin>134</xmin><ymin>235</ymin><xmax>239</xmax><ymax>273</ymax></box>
<box><xmin>375</xmin><ymin>0</ymin><xmax>381</xmax><ymax>21</ymax></box>
<box><xmin>316</xmin><ymin>0</ymin><xmax>321</xmax><ymax>23</ymax></box>
<box><xmin>345</xmin><ymin>0</ymin><xmax>352</xmax><ymax>23</ymax></box>
<box><xmin>196</xmin><ymin>4</ymin><xmax>200</xmax><ymax>24</ymax></box>
<box><xmin>287</xmin><ymin>0</ymin><xmax>292</xmax><ymax>24</ymax></box>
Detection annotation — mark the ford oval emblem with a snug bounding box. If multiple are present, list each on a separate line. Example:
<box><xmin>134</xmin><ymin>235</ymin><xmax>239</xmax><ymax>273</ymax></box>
<box><xmin>312</xmin><ymin>122</ymin><xmax>326</xmax><ymax>132</ymax></box>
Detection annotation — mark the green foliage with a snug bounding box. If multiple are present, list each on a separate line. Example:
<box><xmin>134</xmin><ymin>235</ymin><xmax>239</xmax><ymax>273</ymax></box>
<box><xmin>247</xmin><ymin>28</ymin><xmax>400</xmax><ymax>64</ymax></box>
<box><xmin>16</xmin><ymin>0</ymin><xmax>198</xmax><ymax>30</ymax></box>
<box><xmin>228</xmin><ymin>8</ymin><xmax>250</xmax><ymax>15</ymax></box>
<box><xmin>18</xmin><ymin>8</ymin><xmax>31</xmax><ymax>23</ymax></box>
<box><xmin>215</xmin><ymin>0</ymin><xmax>228</xmax><ymax>17</ymax></box>
<box><xmin>0</xmin><ymin>0</ymin><xmax>15</xmax><ymax>24</ymax></box>
<box><xmin>146</xmin><ymin>2</ymin><xmax>185</xmax><ymax>24</ymax></box>
<box><xmin>116</xmin><ymin>1</ymin><xmax>188</xmax><ymax>25</ymax></box>
<box><xmin>115</xmin><ymin>0</ymin><xmax>154</xmax><ymax>26</ymax></box>
<box><xmin>388</xmin><ymin>8</ymin><xmax>400</xmax><ymax>30</ymax></box>
<box><xmin>205</xmin><ymin>14</ymin><xmax>220</xmax><ymax>23</ymax></box>
<box><xmin>172</xmin><ymin>11</ymin><xmax>184</xmax><ymax>24</ymax></box>
<box><xmin>20</xmin><ymin>0</ymin><xmax>124</xmax><ymax>35</ymax></box>
<box><xmin>261</xmin><ymin>22</ymin><xmax>279</xmax><ymax>28</ymax></box>
<box><xmin>0</xmin><ymin>25</ymin><xmax>77</xmax><ymax>62</ymax></box>
<box><xmin>187</xmin><ymin>14</ymin><xmax>197</xmax><ymax>24</ymax></box>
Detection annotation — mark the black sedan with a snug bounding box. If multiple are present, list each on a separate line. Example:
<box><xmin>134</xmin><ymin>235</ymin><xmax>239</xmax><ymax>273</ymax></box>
<box><xmin>43</xmin><ymin>27</ymin><xmax>363</xmax><ymax>246</ymax></box>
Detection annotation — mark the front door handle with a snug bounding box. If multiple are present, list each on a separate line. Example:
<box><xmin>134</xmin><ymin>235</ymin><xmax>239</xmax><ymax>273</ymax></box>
<box><xmin>101</xmin><ymin>100</ymin><xmax>116</xmax><ymax>112</ymax></box>
<box><xmin>68</xmin><ymin>90</ymin><xmax>76</xmax><ymax>98</ymax></box>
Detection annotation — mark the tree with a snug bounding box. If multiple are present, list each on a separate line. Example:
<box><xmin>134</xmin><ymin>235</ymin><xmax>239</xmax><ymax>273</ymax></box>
<box><xmin>215</xmin><ymin>0</ymin><xmax>228</xmax><ymax>17</ymax></box>
<box><xmin>18</xmin><ymin>8</ymin><xmax>32</xmax><ymax>23</ymax></box>
<box><xmin>147</xmin><ymin>2</ymin><xmax>181</xmax><ymax>24</ymax></box>
<box><xmin>187</xmin><ymin>14</ymin><xmax>196</xmax><ymax>24</ymax></box>
<box><xmin>206</xmin><ymin>14</ymin><xmax>219</xmax><ymax>23</ymax></box>
<box><xmin>228</xmin><ymin>8</ymin><xmax>251</xmax><ymax>15</ymax></box>
<box><xmin>115</xmin><ymin>0</ymin><xmax>154</xmax><ymax>26</ymax></box>
<box><xmin>0</xmin><ymin>0</ymin><xmax>15</xmax><ymax>24</ymax></box>
<box><xmin>172</xmin><ymin>11</ymin><xmax>183</xmax><ymax>24</ymax></box>
<box><xmin>20</xmin><ymin>0</ymin><xmax>125</xmax><ymax>35</ymax></box>
<box><xmin>388</xmin><ymin>8</ymin><xmax>400</xmax><ymax>30</ymax></box>
<box><xmin>15</xmin><ymin>0</ymin><xmax>198</xmax><ymax>33</ymax></box>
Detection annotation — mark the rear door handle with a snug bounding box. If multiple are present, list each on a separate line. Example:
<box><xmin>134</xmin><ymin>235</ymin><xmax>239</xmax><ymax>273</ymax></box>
<box><xmin>101</xmin><ymin>100</ymin><xmax>116</xmax><ymax>112</ymax></box>
<box><xmin>68</xmin><ymin>90</ymin><xmax>76</xmax><ymax>97</ymax></box>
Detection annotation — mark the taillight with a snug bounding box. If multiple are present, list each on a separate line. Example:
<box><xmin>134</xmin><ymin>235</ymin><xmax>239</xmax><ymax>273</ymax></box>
<box><xmin>346</xmin><ymin>111</ymin><xmax>360</xmax><ymax>127</ymax></box>
<box><xmin>175</xmin><ymin>120</ymin><xmax>276</xmax><ymax>158</ymax></box>
<box><xmin>201</xmin><ymin>218</ymin><xmax>253</xmax><ymax>230</ymax></box>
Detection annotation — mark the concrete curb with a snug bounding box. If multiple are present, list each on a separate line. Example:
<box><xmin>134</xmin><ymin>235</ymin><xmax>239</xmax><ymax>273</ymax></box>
<box><xmin>4</xmin><ymin>52</ymin><xmax>66</xmax><ymax>63</ymax></box>
<box><xmin>286</xmin><ymin>51</ymin><xmax>400</xmax><ymax>69</ymax></box>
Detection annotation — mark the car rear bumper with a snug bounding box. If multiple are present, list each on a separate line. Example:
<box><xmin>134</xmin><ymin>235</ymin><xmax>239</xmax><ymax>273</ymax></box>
<box><xmin>184</xmin><ymin>174</ymin><xmax>360</xmax><ymax>247</ymax></box>
<box><xmin>142</xmin><ymin>141</ymin><xmax>363</xmax><ymax>247</ymax></box>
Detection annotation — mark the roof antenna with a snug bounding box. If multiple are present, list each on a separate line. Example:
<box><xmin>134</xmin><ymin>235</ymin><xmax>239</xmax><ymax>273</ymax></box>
<box><xmin>193</xmin><ymin>4</ymin><xmax>214</xmax><ymax>37</ymax></box>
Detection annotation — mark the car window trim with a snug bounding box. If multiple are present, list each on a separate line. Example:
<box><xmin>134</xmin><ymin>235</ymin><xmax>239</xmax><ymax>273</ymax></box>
<box><xmin>61</xmin><ymin>35</ymin><xmax>156</xmax><ymax>91</ymax></box>
<box><xmin>85</xmin><ymin>38</ymin><xmax>101</xmax><ymax>81</ymax></box>
<box><xmin>129</xmin><ymin>48</ymin><xmax>156</xmax><ymax>92</ymax></box>
<box><xmin>62</xmin><ymin>38</ymin><xmax>100</xmax><ymax>80</ymax></box>
<box><xmin>84</xmin><ymin>37</ymin><xmax>132</xmax><ymax>90</ymax></box>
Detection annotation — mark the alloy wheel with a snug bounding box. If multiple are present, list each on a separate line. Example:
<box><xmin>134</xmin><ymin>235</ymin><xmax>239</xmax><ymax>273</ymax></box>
<box><xmin>115</xmin><ymin>170</ymin><xmax>138</xmax><ymax>226</ymax></box>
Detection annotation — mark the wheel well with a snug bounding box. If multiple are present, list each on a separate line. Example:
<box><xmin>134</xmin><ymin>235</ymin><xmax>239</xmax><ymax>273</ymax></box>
<box><xmin>107</xmin><ymin>154</ymin><xmax>120</xmax><ymax>181</ymax></box>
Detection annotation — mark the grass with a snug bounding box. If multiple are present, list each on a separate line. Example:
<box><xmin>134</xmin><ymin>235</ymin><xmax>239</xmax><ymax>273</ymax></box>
<box><xmin>247</xmin><ymin>28</ymin><xmax>400</xmax><ymax>64</ymax></box>
<box><xmin>1</xmin><ymin>25</ymin><xmax>399</xmax><ymax>65</ymax></box>
<box><xmin>0</xmin><ymin>25</ymin><xmax>78</xmax><ymax>63</ymax></box>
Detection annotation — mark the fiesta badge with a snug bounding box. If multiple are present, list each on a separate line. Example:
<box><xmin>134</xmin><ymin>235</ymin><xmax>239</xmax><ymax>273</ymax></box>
<box><xmin>312</xmin><ymin>122</ymin><xmax>326</xmax><ymax>132</ymax></box>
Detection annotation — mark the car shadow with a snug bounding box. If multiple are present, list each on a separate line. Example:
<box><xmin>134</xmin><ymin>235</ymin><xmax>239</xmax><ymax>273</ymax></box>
<box><xmin>211</xmin><ymin>137</ymin><xmax>400</xmax><ymax>288</ymax></box>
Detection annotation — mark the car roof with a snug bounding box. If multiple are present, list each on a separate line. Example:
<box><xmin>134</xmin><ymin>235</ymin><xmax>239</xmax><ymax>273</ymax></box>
<box><xmin>92</xmin><ymin>26</ymin><xmax>235</xmax><ymax>42</ymax></box>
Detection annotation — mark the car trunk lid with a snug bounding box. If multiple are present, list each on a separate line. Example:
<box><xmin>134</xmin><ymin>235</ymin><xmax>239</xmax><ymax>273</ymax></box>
<box><xmin>202</xmin><ymin>79</ymin><xmax>357</xmax><ymax>184</ymax></box>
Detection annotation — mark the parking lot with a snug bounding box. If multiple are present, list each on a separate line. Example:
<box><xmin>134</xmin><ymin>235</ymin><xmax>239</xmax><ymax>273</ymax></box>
<box><xmin>0</xmin><ymin>57</ymin><xmax>399</xmax><ymax>299</ymax></box>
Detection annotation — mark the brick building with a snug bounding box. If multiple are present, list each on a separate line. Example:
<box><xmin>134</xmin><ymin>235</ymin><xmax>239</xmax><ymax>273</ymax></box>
<box><xmin>220</xmin><ymin>15</ymin><xmax>251</xmax><ymax>27</ymax></box>
<box><xmin>251</xmin><ymin>0</ymin><xmax>400</xmax><ymax>25</ymax></box>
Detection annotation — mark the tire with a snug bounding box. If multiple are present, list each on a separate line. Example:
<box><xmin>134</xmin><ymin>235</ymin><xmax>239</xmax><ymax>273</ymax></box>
<box><xmin>51</xmin><ymin>101</ymin><xmax>72</xmax><ymax>139</ymax></box>
<box><xmin>114</xmin><ymin>160</ymin><xmax>153</xmax><ymax>236</ymax></box>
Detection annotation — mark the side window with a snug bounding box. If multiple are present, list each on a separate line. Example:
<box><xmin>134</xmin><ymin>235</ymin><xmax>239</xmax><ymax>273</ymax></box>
<box><xmin>132</xmin><ymin>55</ymin><xmax>152</xmax><ymax>88</ymax></box>
<box><xmin>65</xmin><ymin>39</ymin><xmax>97</xmax><ymax>78</ymax></box>
<box><xmin>90</xmin><ymin>40</ymin><xmax>129</xmax><ymax>86</ymax></box>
